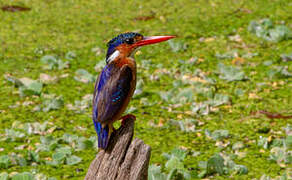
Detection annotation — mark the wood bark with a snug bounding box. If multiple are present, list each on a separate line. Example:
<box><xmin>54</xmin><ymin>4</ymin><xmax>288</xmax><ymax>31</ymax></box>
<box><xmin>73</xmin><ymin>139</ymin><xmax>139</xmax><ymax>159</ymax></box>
<box><xmin>85</xmin><ymin>117</ymin><xmax>151</xmax><ymax>180</ymax></box>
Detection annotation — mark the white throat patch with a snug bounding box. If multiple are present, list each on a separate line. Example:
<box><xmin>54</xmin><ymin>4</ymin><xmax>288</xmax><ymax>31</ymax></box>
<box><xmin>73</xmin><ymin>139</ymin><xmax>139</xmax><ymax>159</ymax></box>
<box><xmin>106</xmin><ymin>50</ymin><xmax>120</xmax><ymax>64</ymax></box>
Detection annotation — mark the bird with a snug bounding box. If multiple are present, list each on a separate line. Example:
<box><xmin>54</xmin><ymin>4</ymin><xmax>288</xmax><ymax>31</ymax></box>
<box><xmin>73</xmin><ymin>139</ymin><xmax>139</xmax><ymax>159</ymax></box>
<box><xmin>92</xmin><ymin>32</ymin><xmax>175</xmax><ymax>149</ymax></box>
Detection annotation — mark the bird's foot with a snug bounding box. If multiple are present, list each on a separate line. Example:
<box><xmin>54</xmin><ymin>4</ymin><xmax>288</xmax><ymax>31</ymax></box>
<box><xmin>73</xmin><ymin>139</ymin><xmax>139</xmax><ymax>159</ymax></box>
<box><xmin>120</xmin><ymin>114</ymin><xmax>136</xmax><ymax>126</ymax></box>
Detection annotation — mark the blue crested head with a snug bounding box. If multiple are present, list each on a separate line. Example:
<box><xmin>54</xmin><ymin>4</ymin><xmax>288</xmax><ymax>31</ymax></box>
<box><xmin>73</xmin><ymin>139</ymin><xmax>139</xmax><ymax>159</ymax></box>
<box><xmin>106</xmin><ymin>32</ymin><xmax>143</xmax><ymax>63</ymax></box>
<box><xmin>105</xmin><ymin>32</ymin><xmax>176</xmax><ymax>64</ymax></box>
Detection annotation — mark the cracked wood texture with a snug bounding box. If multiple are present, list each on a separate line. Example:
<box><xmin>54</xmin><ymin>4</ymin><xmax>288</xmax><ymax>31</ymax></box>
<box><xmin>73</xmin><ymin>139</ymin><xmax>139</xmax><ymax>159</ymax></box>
<box><xmin>85</xmin><ymin>117</ymin><xmax>151</xmax><ymax>180</ymax></box>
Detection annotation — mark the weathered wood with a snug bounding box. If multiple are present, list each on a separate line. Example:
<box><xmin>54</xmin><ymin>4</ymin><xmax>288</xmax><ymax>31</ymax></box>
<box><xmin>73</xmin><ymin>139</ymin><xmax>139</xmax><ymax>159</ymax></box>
<box><xmin>85</xmin><ymin>117</ymin><xmax>151</xmax><ymax>180</ymax></box>
<box><xmin>116</xmin><ymin>139</ymin><xmax>151</xmax><ymax>180</ymax></box>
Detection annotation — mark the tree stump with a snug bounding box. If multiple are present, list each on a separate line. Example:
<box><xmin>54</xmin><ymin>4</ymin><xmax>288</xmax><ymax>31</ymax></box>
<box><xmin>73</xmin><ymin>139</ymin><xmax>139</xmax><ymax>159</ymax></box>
<box><xmin>85</xmin><ymin>117</ymin><xmax>151</xmax><ymax>180</ymax></box>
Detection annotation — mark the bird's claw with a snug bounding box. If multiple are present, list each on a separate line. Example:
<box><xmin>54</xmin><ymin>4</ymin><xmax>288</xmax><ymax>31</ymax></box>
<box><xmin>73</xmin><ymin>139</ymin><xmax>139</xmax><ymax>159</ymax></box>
<box><xmin>120</xmin><ymin>114</ymin><xmax>136</xmax><ymax>126</ymax></box>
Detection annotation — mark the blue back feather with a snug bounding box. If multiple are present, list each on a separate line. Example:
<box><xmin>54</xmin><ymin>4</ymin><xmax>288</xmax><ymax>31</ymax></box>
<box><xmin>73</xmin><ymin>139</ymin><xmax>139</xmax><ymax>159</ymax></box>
<box><xmin>93</xmin><ymin>64</ymin><xmax>112</xmax><ymax>122</ymax></box>
<box><xmin>93</xmin><ymin>120</ymin><xmax>110</xmax><ymax>149</ymax></box>
<box><xmin>92</xmin><ymin>65</ymin><xmax>113</xmax><ymax>149</ymax></box>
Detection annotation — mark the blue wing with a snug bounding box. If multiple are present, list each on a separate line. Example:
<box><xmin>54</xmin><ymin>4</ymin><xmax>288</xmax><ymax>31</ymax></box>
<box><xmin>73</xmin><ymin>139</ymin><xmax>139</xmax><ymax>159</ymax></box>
<box><xmin>92</xmin><ymin>63</ymin><xmax>133</xmax><ymax>124</ymax></box>
<box><xmin>92</xmin><ymin>64</ymin><xmax>111</xmax><ymax>123</ymax></box>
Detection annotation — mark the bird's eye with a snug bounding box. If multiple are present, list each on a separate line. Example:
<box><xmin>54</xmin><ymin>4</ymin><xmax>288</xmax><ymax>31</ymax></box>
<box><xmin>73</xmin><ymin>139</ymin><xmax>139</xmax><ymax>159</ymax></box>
<box><xmin>125</xmin><ymin>38</ymin><xmax>134</xmax><ymax>44</ymax></box>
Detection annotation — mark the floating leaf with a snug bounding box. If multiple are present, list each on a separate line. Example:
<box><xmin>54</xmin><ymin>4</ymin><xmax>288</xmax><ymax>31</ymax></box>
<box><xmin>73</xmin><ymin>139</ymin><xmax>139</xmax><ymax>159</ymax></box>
<box><xmin>26</xmin><ymin>151</ymin><xmax>39</xmax><ymax>163</ymax></box>
<box><xmin>267</xmin><ymin>66</ymin><xmax>292</xmax><ymax>78</ymax></box>
<box><xmin>52</xmin><ymin>152</ymin><xmax>66</xmax><ymax>163</ymax></box>
<box><xmin>42</xmin><ymin>94</ymin><xmax>64</xmax><ymax>112</ymax></box>
<box><xmin>48</xmin><ymin>178</ymin><xmax>57</xmax><ymax>180</ymax></box>
<box><xmin>234</xmin><ymin>88</ymin><xmax>245</xmax><ymax>96</ymax></box>
<box><xmin>148</xmin><ymin>165</ymin><xmax>167</xmax><ymax>180</ymax></box>
<box><xmin>285</xmin><ymin>135</ymin><xmax>292</xmax><ymax>148</ymax></box>
<box><xmin>76</xmin><ymin>138</ymin><xmax>94</xmax><ymax>150</ymax></box>
<box><xmin>66</xmin><ymin>155</ymin><xmax>82</xmax><ymax>165</ymax></box>
<box><xmin>198</xmin><ymin>161</ymin><xmax>207</xmax><ymax>170</ymax></box>
<box><xmin>168</xmin><ymin>40</ymin><xmax>188</xmax><ymax>52</ymax></box>
<box><xmin>232</xmin><ymin>165</ymin><xmax>248</xmax><ymax>175</ymax></box>
<box><xmin>57</xmin><ymin>60</ymin><xmax>70</xmax><ymax>70</ymax></box>
<box><xmin>267</xmin><ymin>25</ymin><xmax>291</xmax><ymax>42</ymax></box>
<box><xmin>218</xmin><ymin>63</ymin><xmax>246</xmax><ymax>82</ymax></box>
<box><xmin>162</xmin><ymin>147</ymin><xmax>189</xmax><ymax>178</ymax></box>
<box><xmin>40</xmin><ymin>55</ymin><xmax>69</xmax><ymax>70</ymax></box>
<box><xmin>46</xmin><ymin>160</ymin><xmax>59</xmax><ymax>166</ymax></box>
<box><xmin>74</xmin><ymin>69</ymin><xmax>95</xmax><ymax>83</ymax></box>
<box><xmin>169</xmin><ymin>119</ymin><xmax>197</xmax><ymax>132</ymax></box>
<box><xmin>206</xmin><ymin>93</ymin><xmax>229</xmax><ymax>107</ymax></box>
<box><xmin>207</xmin><ymin>154</ymin><xmax>225</xmax><ymax>175</ymax></box>
<box><xmin>0</xmin><ymin>172</ymin><xmax>8</xmax><ymax>180</ymax></box>
<box><xmin>40</xmin><ymin>55</ymin><xmax>58</xmax><ymax>69</ymax></box>
<box><xmin>258</xmin><ymin>136</ymin><xmax>269</xmax><ymax>149</ymax></box>
<box><xmin>281</xmin><ymin>53</ymin><xmax>292</xmax><ymax>62</ymax></box>
<box><xmin>125</xmin><ymin>106</ymin><xmax>137</xmax><ymax>114</ymax></box>
<box><xmin>172</xmin><ymin>87</ymin><xmax>194</xmax><ymax>103</ymax></box>
<box><xmin>200</xmin><ymin>153</ymin><xmax>248</xmax><ymax>176</ymax></box>
<box><xmin>12</xmin><ymin>77</ymin><xmax>43</xmax><ymax>96</ymax></box>
<box><xmin>248</xmin><ymin>19</ymin><xmax>273</xmax><ymax>37</ymax></box>
<box><xmin>37</xmin><ymin>136</ymin><xmax>58</xmax><ymax>151</ymax></box>
<box><xmin>167</xmin><ymin>169</ymin><xmax>182</xmax><ymax>180</ymax></box>
<box><xmin>65</xmin><ymin>51</ymin><xmax>76</xmax><ymax>60</ymax></box>
<box><xmin>91</xmin><ymin>47</ymin><xmax>102</xmax><ymax>56</ymax></box>
<box><xmin>0</xmin><ymin>155</ymin><xmax>10</xmax><ymax>169</ymax></box>
<box><xmin>134</xmin><ymin>79</ymin><xmax>144</xmax><ymax>97</ymax></box>
<box><xmin>41</xmin><ymin>135</ymin><xmax>55</xmax><ymax>145</ymax></box>
<box><xmin>88</xmin><ymin>136</ymin><xmax>98</xmax><ymax>149</ymax></box>
<box><xmin>270</xmin><ymin>138</ymin><xmax>284</xmax><ymax>148</ymax></box>
<box><xmin>232</xmin><ymin>141</ymin><xmax>245</xmax><ymax>150</ymax></box>
<box><xmin>3</xmin><ymin>129</ymin><xmax>25</xmax><ymax>142</ymax></box>
<box><xmin>94</xmin><ymin>60</ymin><xmax>106</xmax><ymax>72</ymax></box>
<box><xmin>242</xmin><ymin>52</ymin><xmax>259</xmax><ymax>59</ymax></box>
<box><xmin>34</xmin><ymin>174</ymin><xmax>49</xmax><ymax>180</ymax></box>
<box><xmin>56</xmin><ymin>146</ymin><xmax>72</xmax><ymax>156</ymax></box>
<box><xmin>163</xmin><ymin>148</ymin><xmax>187</xmax><ymax>161</ymax></box>
<box><xmin>11</xmin><ymin>172</ymin><xmax>34</xmax><ymax>180</ymax></box>
<box><xmin>206</xmin><ymin>129</ymin><xmax>229</xmax><ymax>140</ymax></box>
<box><xmin>191</xmin><ymin>102</ymin><xmax>210</xmax><ymax>115</ymax></box>
<box><xmin>165</xmin><ymin>156</ymin><xmax>184</xmax><ymax>171</ymax></box>
<box><xmin>67</xmin><ymin>94</ymin><xmax>93</xmax><ymax>113</ymax></box>
<box><xmin>11</xmin><ymin>154</ymin><xmax>27</xmax><ymax>166</ymax></box>
<box><xmin>248</xmin><ymin>19</ymin><xmax>291</xmax><ymax>42</ymax></box>
<box><xmin>263</xmin><ymin>60</ymin><xmax>273</xmax><ymax>66</ymax></box>
<box><xmin>192</xmin><ymin>151</ymin><xmax>201</xmax><ymax>157</ymax></box>
<box><xmin>39</xmin><ymin>73</ymin><xmax>58</xmax><ymax>84</ymax></box>
<box><xmin>61</xmin><ymin>133</ymin><xmax>79</xmax><ymax>144</ymax></box>
<box><xmin>21</xmin><ymin>121</ymin><xmax>52</xmax><ymax>135</ymax></box>
<box><xmin>215</xmin><ymin>50</ymin><xmax>238</xmax><ymax>60</ymax></box>
<box><xmin>197</xmin><ymin>170</ymin><xmax>207</xmax><ymax>178</ymax></box>
<box><xmin>4</xmin><ymin>75</ymin><xmax>23</xmax><ymax>87</ymax></box>
<box><xmin>159</xmin><ymin>89</ymin><xmax>175</xmax><ymax>102</ymax></box>
<box><xmin>269</xmin><ymin>147</ymin><xmax>291</xmax><ymax>165</ymax></box>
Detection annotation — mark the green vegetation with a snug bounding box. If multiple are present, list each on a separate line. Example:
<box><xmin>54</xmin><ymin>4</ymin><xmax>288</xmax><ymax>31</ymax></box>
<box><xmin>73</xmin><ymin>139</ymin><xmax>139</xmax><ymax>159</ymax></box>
<box><xmin>0</xmin><ymin>0</ymin><xmax>291</xmax><ymax>179</ymax></box>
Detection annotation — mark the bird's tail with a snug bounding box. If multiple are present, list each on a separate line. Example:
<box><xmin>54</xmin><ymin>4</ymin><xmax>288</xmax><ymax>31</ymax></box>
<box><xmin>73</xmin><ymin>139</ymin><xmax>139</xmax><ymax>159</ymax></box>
<box><xmin>93</xmin><ymin>121</ymin><xmax>113</xmax><ymax>149</ymax></box>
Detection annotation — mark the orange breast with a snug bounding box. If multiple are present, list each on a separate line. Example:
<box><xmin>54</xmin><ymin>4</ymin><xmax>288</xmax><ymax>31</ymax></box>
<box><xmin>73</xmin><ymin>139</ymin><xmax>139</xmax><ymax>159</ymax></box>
<box><xmin>115</xmin><ymin>57</ymin><xmax>136</xmax><ymax>68</ymax></box>
<box><xmin>116</xmin><ymin>58</ymin><xmax>130</xmax><ymax>67</ymax></box>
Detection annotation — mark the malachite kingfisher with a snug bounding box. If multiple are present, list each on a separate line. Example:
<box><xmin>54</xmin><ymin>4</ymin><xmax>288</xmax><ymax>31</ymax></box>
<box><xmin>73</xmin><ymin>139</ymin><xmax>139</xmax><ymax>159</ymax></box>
<box><xmin>92</xmin><ymin>32</ymin><xmax>175</xmax><ymax>149</ymax></box>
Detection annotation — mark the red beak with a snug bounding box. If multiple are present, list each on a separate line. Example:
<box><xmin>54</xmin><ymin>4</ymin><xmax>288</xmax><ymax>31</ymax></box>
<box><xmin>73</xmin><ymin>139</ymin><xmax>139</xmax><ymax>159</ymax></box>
<box><xmin>133</xmin><ymin>35</ymin><xmax>176</xmax><ymax>47</ymax></box>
